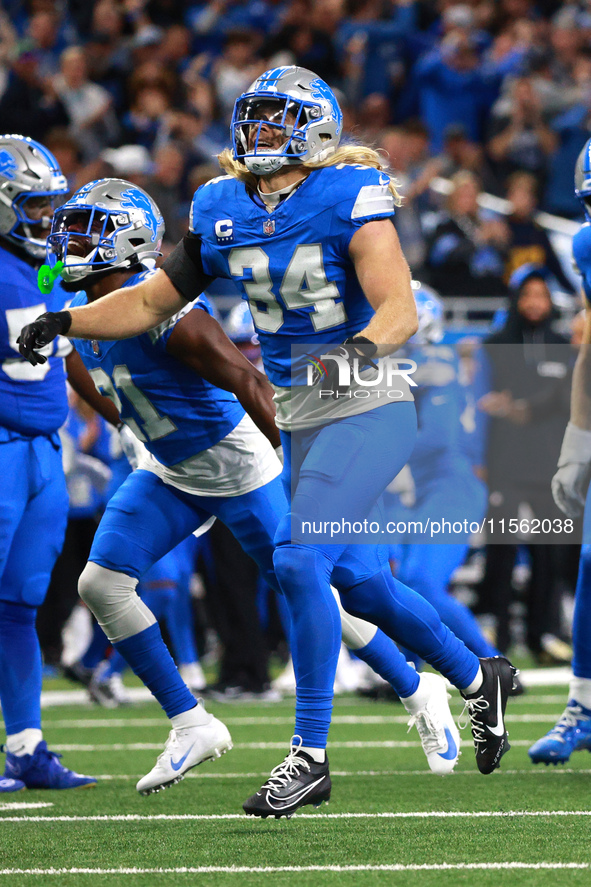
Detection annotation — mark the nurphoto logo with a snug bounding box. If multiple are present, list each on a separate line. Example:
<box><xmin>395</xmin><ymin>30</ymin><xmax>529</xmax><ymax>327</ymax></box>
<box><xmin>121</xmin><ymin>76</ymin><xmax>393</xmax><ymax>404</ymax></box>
<box><xmin>305</xmin><ymin>353</ymin><xmax>418</xmax><ymax>399</ymax></box>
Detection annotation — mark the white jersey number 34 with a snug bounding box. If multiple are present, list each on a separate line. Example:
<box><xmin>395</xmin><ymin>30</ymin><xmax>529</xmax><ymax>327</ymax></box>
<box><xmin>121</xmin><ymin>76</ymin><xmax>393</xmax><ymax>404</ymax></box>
<box><xmin>228</xmin><ymin>244</ymin><xmax>347</xmax><ymax>333</ymax></box>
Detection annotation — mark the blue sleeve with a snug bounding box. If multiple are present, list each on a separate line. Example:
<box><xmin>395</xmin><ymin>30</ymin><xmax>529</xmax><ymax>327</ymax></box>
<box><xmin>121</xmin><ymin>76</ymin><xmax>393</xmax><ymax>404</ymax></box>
<box><xmin>68</xmin><ymin>291</ymin><xmax>87</xmax><ymax>309</ymax></box>
<box><xmin>573</xmin><ymin>224</ymin><xmax>591</xmax><ymax>303</ymax></box>
<box><xmin>188</xmin><ymin>177</ymin><xmax>234</xmax><ymax>279</ymax></box>
<box><xmin>331</xmin><ymin>165</ymin><xmax>396</xmax><ymax>253</ymax></box>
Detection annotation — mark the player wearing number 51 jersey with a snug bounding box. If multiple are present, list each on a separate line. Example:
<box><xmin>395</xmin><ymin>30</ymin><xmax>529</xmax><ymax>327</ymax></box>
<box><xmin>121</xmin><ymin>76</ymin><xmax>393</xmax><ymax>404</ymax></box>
<box><xmin>0</xmin><ymin>135</ymin><xmax>96</xmax><ymax>792</ymax></box>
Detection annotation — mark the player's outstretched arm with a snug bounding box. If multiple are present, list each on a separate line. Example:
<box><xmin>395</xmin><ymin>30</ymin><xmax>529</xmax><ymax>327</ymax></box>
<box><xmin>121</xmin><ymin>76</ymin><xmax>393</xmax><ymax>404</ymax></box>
<box><xmin>349</xmin><ymin>220</ymin><xmax>418</xmax><ymax>351</ymax></box>
<box><xmin>18</xmin><ymin>263</ymin><xmax>203</xmax><ymax>364</ymax></box>
<box><xmin>552</xmin><ymin>304</ymin><xmax>591</xmax><ymax>517</ymax></box>
<box><xmin>165</xmin><ymin>309</ymin><xmax>281</xmax><ymax>448</ymax></box>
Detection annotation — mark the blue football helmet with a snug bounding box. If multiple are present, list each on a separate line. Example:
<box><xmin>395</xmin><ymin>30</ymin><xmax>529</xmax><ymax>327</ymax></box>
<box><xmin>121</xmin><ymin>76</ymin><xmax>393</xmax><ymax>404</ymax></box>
<box><xmin>575</xmin><ymin>137</ymin><xmax>591</xmax><ymax>221</ymax></box>
<box><xmin>231</xmin><ymin>66</ymin><xmax>343</xmax><ymax>175</ymax></box>
<box><xmin>48</xmin><ymin>178</ymin><xmax>164</xmax><ymax>283</ymax></box>
<box><xmin>0</xmin><ymin>134</ymin><xmax>67</xmax><ymax>259</ymax></box>
<box><xmin>410</xmin><ymin>282</ymin><xmax>444</xmax><ymax>344</ymax></box>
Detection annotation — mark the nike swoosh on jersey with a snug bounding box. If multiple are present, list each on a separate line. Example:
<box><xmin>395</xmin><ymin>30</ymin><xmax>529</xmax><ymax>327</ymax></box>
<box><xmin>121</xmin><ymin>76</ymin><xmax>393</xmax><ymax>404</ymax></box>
<box><xmin>437</xmin><ymin>727</ymin><xmax>458</xmax><ymax>761</ymax></box>
<box><xmin>265</xmin><ymin>775</ymin><xmax>327</xmax><ymax>810</ymax></box>
<box><xmin>487</xmin><ymin>678</ymin><xmax>506</xmax><ymax>737</ymax></box>
<box><xmin>170</xmin><ymin>743</ymin><xmax>195</xmax><ymax>771</ymax></box>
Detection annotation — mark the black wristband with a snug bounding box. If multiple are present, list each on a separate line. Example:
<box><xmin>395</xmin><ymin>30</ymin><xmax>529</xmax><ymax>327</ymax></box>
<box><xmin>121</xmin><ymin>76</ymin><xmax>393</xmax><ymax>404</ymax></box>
<box><xmin>54</xmin><ymin>310</ymin><xmax>72</xmax><ymax>336</ymax></box>
<box><xmin>344</xmin><ymin>335</ymin><xmax>377</xmax><ymax>355</ymax></box>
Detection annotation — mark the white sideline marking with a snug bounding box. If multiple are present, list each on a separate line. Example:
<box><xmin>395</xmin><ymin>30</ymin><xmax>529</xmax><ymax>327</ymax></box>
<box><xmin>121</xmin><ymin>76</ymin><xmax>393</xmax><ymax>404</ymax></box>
<box><xmin>40</xmin><ymin>713</ymin><xmax>566</xmax><ymax>729</ymax></box>
<box><xmin>44</xmin><ymin>740</ymin><xmax>541</xmax><ymax>752</ymax></box>
<box><xmin>89</xmin><ymin>768</ymin><xmax>591</xmax><ymax>781</ymax></box>
<box><xmin>0</xmin><ymin>863</ymin><xmax>588</xmax><ymax>875</ymax></box>
<box><xmin>2</xmin><ymin>810</ymin><xmax>591</xmax><ymax>824</ymax></box>
<box><xmin>0</xmin><ymin>803</ymin><xmax>53</xmax><ymax>811</ymax></box>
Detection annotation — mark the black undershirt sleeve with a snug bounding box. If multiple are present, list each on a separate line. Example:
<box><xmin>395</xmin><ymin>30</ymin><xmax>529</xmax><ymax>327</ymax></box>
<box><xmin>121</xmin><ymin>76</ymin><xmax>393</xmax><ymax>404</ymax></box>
<box><xmin>161</xmin><ymin>232</ymin><xmax>215</xmax><ymax>302</ymax></box>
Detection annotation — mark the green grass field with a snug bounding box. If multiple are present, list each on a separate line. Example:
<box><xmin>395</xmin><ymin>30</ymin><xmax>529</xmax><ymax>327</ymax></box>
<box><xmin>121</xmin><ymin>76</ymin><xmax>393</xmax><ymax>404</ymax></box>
<box><xmin>2</xmin><ymin>681</ymin><xmax>591</xmax><ymax>887</ymax></box>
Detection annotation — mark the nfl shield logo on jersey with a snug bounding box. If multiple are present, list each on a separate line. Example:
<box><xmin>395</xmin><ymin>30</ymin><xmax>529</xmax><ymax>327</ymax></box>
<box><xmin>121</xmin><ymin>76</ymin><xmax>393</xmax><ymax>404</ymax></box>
<box><xmin>263</xmin><ymin>218</ymin><xmax>275</xmax><ymax>236</ymax></box>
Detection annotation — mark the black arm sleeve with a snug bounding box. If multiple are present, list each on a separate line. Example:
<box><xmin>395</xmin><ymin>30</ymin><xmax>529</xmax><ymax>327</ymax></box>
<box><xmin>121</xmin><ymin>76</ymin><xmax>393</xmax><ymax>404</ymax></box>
<box><xmin>161</xmin><ymin>233</ymin><xmax>215</xmax><ymax>302</ymax></box>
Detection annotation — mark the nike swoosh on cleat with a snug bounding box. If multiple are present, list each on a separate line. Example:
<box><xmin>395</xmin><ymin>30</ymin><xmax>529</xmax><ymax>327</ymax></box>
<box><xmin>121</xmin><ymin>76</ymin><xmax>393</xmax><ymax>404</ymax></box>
<box><xmin>488</xmin><ymin>678</ymin><xmax>506</xmax><ymax>737</ymax></box>
<box><xmin>437</xmin><ymin>727</ymin><xmax>458</xmax><ymax>761</ymax></box>
<box><xmin>266</xmin><ymin>776</ymin><xmax>327</xmax><ymax>811</ymax></box>
<box><xmin>170</xmin><ymin>743</ymin><xmax>195</xmax><ymax>772</ymax></box>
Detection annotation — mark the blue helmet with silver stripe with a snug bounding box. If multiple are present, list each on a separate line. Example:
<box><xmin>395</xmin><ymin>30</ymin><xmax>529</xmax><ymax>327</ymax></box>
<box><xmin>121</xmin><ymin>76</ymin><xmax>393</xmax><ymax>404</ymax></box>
<box><xmin>231</xmin><ymin>66</ymin><xmax>343</xmax><ymax>176</ymax></box>
<box><xmin>48</xmin><ymin>178</ymin><xmax>164</xmax><ymax>283</ymax></box>
<box><xmin>0</xmin><ymin>134</ymin><xmax>67</xmax><ymax>259</ymax></box>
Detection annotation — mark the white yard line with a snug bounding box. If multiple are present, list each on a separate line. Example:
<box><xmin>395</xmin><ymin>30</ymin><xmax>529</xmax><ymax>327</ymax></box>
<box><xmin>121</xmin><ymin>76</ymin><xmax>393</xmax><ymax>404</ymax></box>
<box><xmin>42</xmin><ymin>739</ymin><xmax>542</xmax><ymax>751</ymax></box>
<box><xmin>0</xmin><ymin>803</ymin><xmax>53</xmax><ymax>811</ymax></box>
<box><xmin>0</xmin><ymin>863</ymin><xmax>588</xmax><ymax>875</ymax></box>
<box><xmin>37</xmin><ymin>669</ymin><xmax>572</xmax><ymax>709</ymax></box>
<box><xmin>87</xmin><ymin>768</ymin><xmax>591</xmax><ymax>780</ymax></box>
<box><xmin>2</xmin><ymin>810</ymin><xmax>591</xmax><ymax>824</ymax></box>
<box><xmin>39</xmin><ymin>712</ymin><xmax>565</xmax><ymax>729</ymax></box>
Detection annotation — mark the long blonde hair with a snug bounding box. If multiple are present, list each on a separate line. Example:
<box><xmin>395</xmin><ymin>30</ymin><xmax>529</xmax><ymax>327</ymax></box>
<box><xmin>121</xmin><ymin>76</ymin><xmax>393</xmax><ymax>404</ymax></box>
<box><xmin>217</xmin><ymin>144</ymin><xmax>403</xmax><ymax>206</ymax></box>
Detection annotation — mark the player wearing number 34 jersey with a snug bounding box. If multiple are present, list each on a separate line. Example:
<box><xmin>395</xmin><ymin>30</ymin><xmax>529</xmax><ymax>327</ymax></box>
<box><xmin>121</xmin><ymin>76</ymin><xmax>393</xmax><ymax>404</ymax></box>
<box><xmin>18</xmin><ymin>67</ymin><xmax>518</xmax><ymax>815</ymax></box>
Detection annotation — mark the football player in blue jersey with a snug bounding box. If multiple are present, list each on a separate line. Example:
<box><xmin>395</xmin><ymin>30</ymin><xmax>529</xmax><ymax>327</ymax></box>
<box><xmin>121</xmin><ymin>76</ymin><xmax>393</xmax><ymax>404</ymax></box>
<box><xmin>41</xmin><ymin>178</ymin><xmax>466</xmax><ymax>791</ymax></box>
<box><xmin>19</xmin><ymin>67</ymin><xmax>517</xmax><ymax>814</ymax></box>
<box><xmin>529</xmin><ymin>138</ymin><xmax>591</xmax><ymax>764</ymax></box>
<box><xmin>0</xmin><ymin>135</ymin><xmax>98</xmax><ymax>792</ymax></box>
<box><xmin>388</xmin><ymin>285</ymin><xmax>502</xmax><ymax>663</ymax></box>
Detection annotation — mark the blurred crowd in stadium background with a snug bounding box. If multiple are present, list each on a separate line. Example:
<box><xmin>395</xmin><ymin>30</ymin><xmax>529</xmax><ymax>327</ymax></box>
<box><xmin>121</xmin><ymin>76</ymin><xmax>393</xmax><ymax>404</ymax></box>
<box><xmin>4</xmin><ymin>0</ymin><xmax>591</xmax><ymax>702</ymax></box>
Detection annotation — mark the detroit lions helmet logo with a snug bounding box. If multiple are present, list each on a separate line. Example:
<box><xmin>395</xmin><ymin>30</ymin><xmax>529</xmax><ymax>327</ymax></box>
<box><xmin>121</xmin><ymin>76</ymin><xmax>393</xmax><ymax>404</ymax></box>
<box><xmin>120</xmin><ymin>187</ymin><xmax>161</xmax><ymax>242</ymax></box>
<box><xmin>309</xmin><ymin>78</ymin><xmax>342</xmax><ymax>135</ymax></box>
<box><xmin>0</xmin><ymin>150</ymin><xmax>18</xmax><ymax>180</ymax></box>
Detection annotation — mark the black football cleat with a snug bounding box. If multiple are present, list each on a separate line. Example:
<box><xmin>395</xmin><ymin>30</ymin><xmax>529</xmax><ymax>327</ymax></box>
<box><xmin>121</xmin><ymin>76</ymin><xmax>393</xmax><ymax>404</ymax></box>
<box><xmin>243</xmin><ymin>737</ymin><xmax>331</xmax><ymax>819</ymax></box>
<box><xmin>460</xmin><ymin>657</ymin><xmax>518</xmax><ymax>774</ymax></box>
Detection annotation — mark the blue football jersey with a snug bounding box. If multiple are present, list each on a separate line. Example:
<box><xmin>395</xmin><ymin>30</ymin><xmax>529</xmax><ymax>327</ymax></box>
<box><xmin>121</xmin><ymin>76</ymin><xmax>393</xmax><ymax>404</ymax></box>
<box><xmin>573</xmin><ymin>223</ymin><xmax>591</xmax><ymax>303</ymax></box>
<box><xmin>189</xmin><ymin>164</ymin><xmax>396</xmax><ymax>386</ymax></box>
<box><xmin>407</xmin><ymin>345</ymin><xmax>473</xmax><ymax>487</ymax></box>
<box><xmin>71</xmin><ymin>270</ymin><xmax>245</xmax><ymax>466</ymax></box>
<box><xmin>0</xmin><ymin>243</ymin><xmax>72</xmax><ymax>436</ymax></box>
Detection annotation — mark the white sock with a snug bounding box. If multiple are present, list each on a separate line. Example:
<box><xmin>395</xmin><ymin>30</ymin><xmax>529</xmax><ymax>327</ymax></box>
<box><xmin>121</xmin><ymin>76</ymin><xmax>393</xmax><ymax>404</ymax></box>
<box><xmin>569</xmin><ymin>677</ymin><xmax>591</xmax><ymax>711</ymax></box>
<box><xmin>299</xmin><ymin>745</ymin><xmax>326</xmax><ymax>763</ymax></box>
<box><xmin>461</xmin><ymin>666</ymin><xmax>483</xmax><ymax>696</ymax></box>
<box><xmin>400</xmin><ymin>672</ymin><xmax>436</xmax><ymax>715</ymax></box>
<box><xmin>6</xmin><ymin>728</ymin><xmax>43</xmax><ymax>756</ymax></box>
<box><xmin>171</xmin><ymin>702</ymin><xmax>211</xmax><ymax>730</ymax></box>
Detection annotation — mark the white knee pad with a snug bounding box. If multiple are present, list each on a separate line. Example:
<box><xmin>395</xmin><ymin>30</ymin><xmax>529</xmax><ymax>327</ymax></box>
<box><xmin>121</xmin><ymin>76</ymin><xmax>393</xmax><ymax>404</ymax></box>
<box><xmin>78</xmin><ymin>562</ymin><xmax>156</xmax><ymax>643</ymax></box>
<box><xmin>332</xmin><ymin>586</ymin><xmax>378</xmax><ymax>650</ymax></box>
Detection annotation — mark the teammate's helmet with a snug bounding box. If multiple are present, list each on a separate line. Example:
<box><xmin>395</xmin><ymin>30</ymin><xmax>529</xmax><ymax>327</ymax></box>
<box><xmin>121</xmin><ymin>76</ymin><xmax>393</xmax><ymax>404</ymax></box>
<box><xmin>0</xmin><ymin>134</ymin><xmax>67</xmax><ymax>259</ymax></box>
<box><xmin>231</xmin><ymin>66</ymin><xmax>343</xmax><ymax>175</ymax></box>
<box><xmin>575</xmin><ymin>137</ymin><xmax>591</xmax><ymax>221</ymax></box>
<box><xmin>48</xmin><ymin>178</ymin><xmax>164</xmax><ymax>283</ymax></box>
<box><xmin>411</xmin><ymin>282</ymin><xmax>444</xmax><ymax>344</ymax></box>
<box><xmin>225</xmin><ymin>301</ymin><xmax>258</xmax><ymax>345</ymax></box>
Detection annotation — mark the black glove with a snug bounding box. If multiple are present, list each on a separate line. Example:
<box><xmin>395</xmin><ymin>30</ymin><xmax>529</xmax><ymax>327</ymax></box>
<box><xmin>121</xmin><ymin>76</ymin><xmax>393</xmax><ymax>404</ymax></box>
<box><xmin>311</xmin><ymin>336</ymin><xmax>378</xmax><ymax>400</ymax></box>
<box><xmin>17</xmin><ymin>311</ymin><xmax>72</xmax><ymax>365</ymax></box>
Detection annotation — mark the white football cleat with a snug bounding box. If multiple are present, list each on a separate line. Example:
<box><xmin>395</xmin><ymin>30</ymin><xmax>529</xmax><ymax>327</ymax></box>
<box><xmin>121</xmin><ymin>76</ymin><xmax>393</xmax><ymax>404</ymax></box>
<box><xmin>406</xmin><ymin>672</ymin><xmax>461</xmax><ymax>775</ymax></box>
<box><xmin>136</xmin><ymin>712</ymin><xmax>232</xmax><ymax>795</ymax></box>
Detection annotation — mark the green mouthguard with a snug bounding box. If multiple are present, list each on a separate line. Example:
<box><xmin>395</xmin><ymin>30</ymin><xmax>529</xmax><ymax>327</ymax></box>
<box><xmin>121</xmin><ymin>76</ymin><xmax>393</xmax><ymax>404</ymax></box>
<box><xmin>38</xmin><ymin>261</ymin><xmax>64</xmax><ymax>294</ymax></box>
